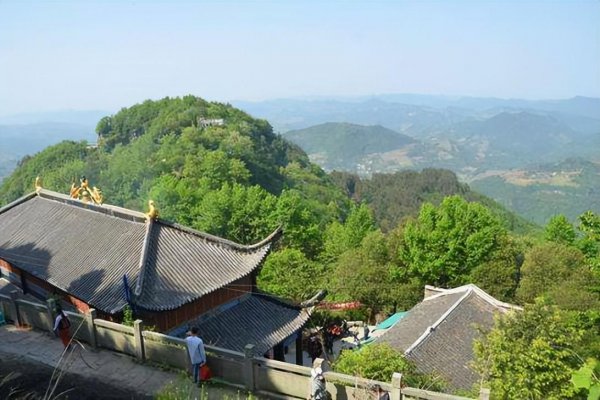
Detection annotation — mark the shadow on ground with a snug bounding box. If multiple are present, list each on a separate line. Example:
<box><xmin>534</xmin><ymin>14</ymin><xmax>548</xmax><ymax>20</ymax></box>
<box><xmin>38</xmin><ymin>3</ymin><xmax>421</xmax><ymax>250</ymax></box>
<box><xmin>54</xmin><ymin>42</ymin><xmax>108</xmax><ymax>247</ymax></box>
<box><xmin>0</xmin><ymin>352</ymin><xmax>150</xmax><ymax>400</ymax></box>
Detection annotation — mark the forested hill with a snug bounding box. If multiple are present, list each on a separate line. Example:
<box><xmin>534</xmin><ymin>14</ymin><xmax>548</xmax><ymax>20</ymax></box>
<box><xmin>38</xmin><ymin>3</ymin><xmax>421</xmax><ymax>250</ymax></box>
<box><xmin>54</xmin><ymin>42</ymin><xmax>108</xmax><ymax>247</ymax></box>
<box><xmin>0</xmin><ymin>95</ymin><xmax>533</xmax><ymax>240</ymax></box>
<box><xmin>284</xmin><ymin>122</ymin><xmax>415</xmax><ymax>171</ymax></box>
<box><xmin>2</xmin><ymin>96</ymin><xmax>599</xmax><ymax>397</ymax></box>
<box><xmin>330</xmin><ymin>169</ymin><xmax>536</xmax><ymax>234</ymax></box>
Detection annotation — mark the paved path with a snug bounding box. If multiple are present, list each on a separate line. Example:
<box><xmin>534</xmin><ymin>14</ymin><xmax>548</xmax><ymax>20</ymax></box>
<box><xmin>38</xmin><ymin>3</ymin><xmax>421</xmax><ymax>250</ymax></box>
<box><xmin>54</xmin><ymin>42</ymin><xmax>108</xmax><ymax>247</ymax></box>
<box><xmin>0</xmin><ymin>324</ymin><xmax>178</xmax><ymax>397</ymax></box>
<box><xmin>0</xmin><ymin>324</ymin><xmax>258</xmax><ymax>399</ymax></box>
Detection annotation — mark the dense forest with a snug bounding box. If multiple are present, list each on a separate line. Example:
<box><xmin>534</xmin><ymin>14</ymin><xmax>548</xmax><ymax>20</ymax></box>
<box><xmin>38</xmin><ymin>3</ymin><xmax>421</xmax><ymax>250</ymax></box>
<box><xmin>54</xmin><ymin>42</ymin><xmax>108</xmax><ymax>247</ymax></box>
<box><xmin>1</xmin><ymin>96</ymin><xmax>598</xmax><ymax>398</ymax></box>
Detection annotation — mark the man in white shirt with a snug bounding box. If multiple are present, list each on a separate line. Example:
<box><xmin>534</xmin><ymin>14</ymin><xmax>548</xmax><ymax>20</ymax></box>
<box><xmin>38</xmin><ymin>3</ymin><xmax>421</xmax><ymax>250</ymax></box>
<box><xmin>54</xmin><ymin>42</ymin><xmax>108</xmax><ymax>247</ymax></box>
<box><xmin>185</xmin><ymin>326</ymin><xmax>206</xmax><ymax>384</ymax></box>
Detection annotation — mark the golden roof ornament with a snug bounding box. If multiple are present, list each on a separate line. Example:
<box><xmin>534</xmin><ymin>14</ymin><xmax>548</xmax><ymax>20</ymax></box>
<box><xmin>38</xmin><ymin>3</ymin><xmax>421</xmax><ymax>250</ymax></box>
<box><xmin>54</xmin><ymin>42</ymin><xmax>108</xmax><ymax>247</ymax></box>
<box><xmin>145</xmin><ymin>200</ymin><xmax>158</xmax><ymax>220</ymax></box>
<box><xmin>35</xmin><ymin>176</ymin><xmax>43</xmax><ymax>193</ymax></box>
<box><xmin>91</xmin><ymin>187</ymin><xmax>103</xmax><ymax>205</ymax></box>
<box><xmin>70</xmin><ymin>176</ymin><xmax>103</xmax><ymax>205</ymax></box>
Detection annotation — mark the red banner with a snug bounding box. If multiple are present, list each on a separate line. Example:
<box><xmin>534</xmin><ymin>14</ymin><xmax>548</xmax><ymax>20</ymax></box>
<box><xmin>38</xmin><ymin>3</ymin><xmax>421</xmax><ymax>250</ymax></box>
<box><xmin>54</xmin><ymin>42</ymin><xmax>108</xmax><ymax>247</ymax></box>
<box><xmin>317</xmin><ymin>301</ymin><xmax>362</xmax><ymax>310</ymax></box>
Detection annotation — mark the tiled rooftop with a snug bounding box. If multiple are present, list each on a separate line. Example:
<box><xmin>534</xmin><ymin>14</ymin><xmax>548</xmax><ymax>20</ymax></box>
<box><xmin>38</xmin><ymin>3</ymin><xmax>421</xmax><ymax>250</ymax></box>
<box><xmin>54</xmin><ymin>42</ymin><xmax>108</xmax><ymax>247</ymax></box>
<box><xmin>0</xmin><ymin>190</ymin><xmax>278</xmax><ymax>314</ymax></box>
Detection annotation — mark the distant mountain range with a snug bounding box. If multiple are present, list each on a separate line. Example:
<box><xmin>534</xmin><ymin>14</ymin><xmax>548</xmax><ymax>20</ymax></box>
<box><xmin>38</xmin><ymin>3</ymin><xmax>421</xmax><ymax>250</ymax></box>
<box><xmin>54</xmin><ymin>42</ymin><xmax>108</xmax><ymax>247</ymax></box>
<box><xmin>279</xmin><ymin>112</ymin><xmax>599</xmax><ymax>176</ymax></box>
<box><xmin>234</xmin><ymin>95</ymin><xmax>600</xmax><ymax>133</ymax></box>
<box><xmin>238</xmin><ymin>94</ymin><xmax>600</xmax><ymax>223</ymax></box>
<box><xmin>0</xmin><ymin>118</ymin><xmax>98</xmax><ymax>181</ymax></box>
<box><xmin>1</xmin><ymin>95</ymin><xmax>599</xmax><ymax>224</ymax></box>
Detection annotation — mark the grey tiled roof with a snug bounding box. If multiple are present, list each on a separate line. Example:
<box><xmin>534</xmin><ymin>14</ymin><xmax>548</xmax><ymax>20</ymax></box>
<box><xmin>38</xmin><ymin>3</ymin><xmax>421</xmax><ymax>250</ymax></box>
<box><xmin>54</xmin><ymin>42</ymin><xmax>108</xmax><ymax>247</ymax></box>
<box><xmin>190</xmin><ymin>294</ymin><xmax>310</xmax><ymax>355</ymax></box>
<box><xmin>136</xmin><ymin>223</ymin><xmax>270</xmax><ymax>310</ymax></box>
<box><xmin>407</xmin><ymin>292</ymin><xmax>497</xmax><ymax>390</ymax></box>
<box><xmin>378</xmin><ymin>291</ymin><xmax>465</xmax><ymax>352</ymax></box>
<box><xmin>376</xmin><ymin>285</ymin><xmax>517</xmax><ymax>391</ymax></box>
<box><xmin>0</xmin><ymin>194</ymin><xmax>145</xmax><ymax>313</ymax></box>
<box><xmin>0</xmin><ymin>191</ymin><xmax>278</xmax><ymax>314</ymax></box>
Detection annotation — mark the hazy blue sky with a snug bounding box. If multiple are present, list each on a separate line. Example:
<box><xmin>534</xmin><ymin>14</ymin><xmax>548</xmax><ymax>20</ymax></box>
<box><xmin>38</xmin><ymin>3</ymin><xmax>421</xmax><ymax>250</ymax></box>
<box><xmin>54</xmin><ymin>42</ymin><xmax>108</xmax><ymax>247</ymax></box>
<box><xmin>0</xmin><ymin>0</ymin><xmax>599</xmax><ymax>115</ymax></box>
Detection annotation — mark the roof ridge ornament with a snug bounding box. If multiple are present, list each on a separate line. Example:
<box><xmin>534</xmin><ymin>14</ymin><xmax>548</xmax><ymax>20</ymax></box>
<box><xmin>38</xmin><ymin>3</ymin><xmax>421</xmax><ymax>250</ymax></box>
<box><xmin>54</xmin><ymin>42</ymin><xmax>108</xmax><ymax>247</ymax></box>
<box><xmin>70</xmin><ymin>176</ymin><xmax>103</xmax><ymax>205</ymax></box>
<box><xmin>145</xmin><ymin>200</ymin><xmax>158</xmax><ymax>220</ymax></box>
<box><xmin>35</xmin><ymin>176</ymin><xmax>43</xmax><ymax>193</ymax></box>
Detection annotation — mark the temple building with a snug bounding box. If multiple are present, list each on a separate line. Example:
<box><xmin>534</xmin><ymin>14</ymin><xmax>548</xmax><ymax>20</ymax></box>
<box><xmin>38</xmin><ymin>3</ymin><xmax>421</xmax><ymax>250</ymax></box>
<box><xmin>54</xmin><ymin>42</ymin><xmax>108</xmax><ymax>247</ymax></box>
<box><xmin>0</xmin><ymin>184</ymin><xmax>310</xmax><ymax>362</ymax></box>
<box><xmin>377</xmin><ymin>284</ymin><xmax>521</xmax><ymax>391</ymax></box>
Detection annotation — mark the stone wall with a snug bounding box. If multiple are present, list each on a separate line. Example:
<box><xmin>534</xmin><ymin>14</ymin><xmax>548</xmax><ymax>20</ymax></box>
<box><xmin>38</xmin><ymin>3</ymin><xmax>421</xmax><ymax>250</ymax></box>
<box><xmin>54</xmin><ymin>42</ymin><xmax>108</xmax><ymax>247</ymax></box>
<box><xmin>0</xmin><ymin>291</ymin><xmax>488</xmax><ymax>400</ymax></box>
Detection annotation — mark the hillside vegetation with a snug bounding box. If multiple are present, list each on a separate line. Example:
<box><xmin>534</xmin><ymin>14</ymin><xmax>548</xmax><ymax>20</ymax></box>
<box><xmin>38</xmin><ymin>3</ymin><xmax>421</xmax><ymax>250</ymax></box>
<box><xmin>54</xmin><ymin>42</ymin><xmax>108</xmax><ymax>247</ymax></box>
<box><xmin>285</xmin><ymin>122</ymin><xmax>414</xmax><ymax>171</ymax></box>
<box><xmin>246</xmin><ymin>95</ymin><xmax>600</xmax><ymax>224</ymax></box>
<box><xmin>471</xmin><ymin>158</ymin><xmax>600</xmax><ymax>224</ymax></box>
<box><xmin>1</xmin><ymin>96</ymin><xmax>598</xmax><ymax>397</ymax></box>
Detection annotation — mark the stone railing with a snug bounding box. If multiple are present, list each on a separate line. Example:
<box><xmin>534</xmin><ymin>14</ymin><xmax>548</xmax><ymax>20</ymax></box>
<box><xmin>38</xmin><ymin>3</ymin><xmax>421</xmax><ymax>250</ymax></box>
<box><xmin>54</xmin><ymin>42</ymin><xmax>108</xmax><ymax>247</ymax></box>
<box><xmin>0</xmin><ymin>291</ymin><xmax>489</xmax><ymax>400</ymax></box>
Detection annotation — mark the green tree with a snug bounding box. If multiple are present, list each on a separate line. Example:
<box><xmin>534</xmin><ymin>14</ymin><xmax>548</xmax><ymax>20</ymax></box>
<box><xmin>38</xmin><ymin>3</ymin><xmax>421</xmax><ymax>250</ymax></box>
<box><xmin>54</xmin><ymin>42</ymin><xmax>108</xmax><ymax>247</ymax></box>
<box><xmin>469</xmin><ymin>236</ymin><xmax>523</xmax><ymax>302</ymax></box>
<box><xmin>322</xmin><ymin>203</ymin><xmax>376</xmax><ymax>263</ymax></box>
<box><xmin>0</xmin><ymin>141</ymin><xmax>91</xmax><ymax>203</ymax></box>
<box><xmin>269</xmin><ymin>189</ymin><xmax>327</xmax><ymax>258</ymax></box>
<box><xmin>334</xmin><ymin>343</ymin><xmax>443</xmax><ymax>389</ymax></box>
<box><xmin>192</xmin><ymin>183</ymin><xmax>278</xmax><ymax>244</ymax></box>
<box><xmin>545</xmin><ymin>214</ymin><xmax>577</xmax><ymax>245</ymax></box>
<box><xmin>397</xmin><ymin>196</ymin><xmax>508</xmax><ymax>287</ymax></box>
<box><xmin>257</xmin><ymin>248</ymin><xmax>324</xmax><ymax>302</ymax></box>
<box><xmin>474</xmin><ymin>300</ymin><xmax>584</xmax><ymax>400</ymax></box>
<box><xmin>329</xmin><ymin>231</ymin><xmax>396</xmax><ymax>320</ymax></box>
<box><xmin>578</xmin><ymin>211</ymin><xmax>600</xmax><ymax>268</ymax></box>
<box><xmin>571</xmin><ymin>358</ymin><xmax>600</xmax><ymax>400</ymax></box>
<box><xmin>516</xmin><ymin>243</ymin><xmax>585</xmax><ymax>305</ymax></box>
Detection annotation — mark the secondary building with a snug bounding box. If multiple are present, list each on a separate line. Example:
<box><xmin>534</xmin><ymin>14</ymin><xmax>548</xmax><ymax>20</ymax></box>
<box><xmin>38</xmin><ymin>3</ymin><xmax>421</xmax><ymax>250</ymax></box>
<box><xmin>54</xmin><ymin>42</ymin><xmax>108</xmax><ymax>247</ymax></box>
<box><xmin>377</xmin><ymin>284</ymin><xmax>521</xmax><ymax>391</ymax></box>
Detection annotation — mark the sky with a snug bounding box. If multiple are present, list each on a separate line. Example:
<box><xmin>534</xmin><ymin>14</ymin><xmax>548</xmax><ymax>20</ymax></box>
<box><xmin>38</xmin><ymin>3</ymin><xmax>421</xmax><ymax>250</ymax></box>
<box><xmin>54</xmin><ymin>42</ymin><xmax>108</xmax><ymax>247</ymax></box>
<box><xmin>0</xmin><ymin>0</ymin><xmax>599</xmax><ymax>116</ymax></box>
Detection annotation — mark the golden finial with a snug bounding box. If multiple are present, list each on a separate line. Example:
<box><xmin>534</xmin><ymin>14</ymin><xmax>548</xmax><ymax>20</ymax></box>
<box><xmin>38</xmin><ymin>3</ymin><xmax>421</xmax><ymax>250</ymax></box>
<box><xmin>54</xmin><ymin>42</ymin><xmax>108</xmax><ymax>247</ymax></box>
<box><xmin>145</xmin><ymin>200</ymin><xmax>158</xmax><ymax>220</ymax></box>
<box><xmin>70</xmin><ymin>182</ymin><xmax>80</xmax><ymax>199</ymax></box>
<box><xmin>79</xmin><ymin>177</ymin><xmax>91</xmax><ymax>203</ymax></box>
<box><xmin>35</xmin><ymin>176</ymin><xmax>42</xmax><ymax>193</ymax></box>
<box><xmin>68</xmin><ymin>176</ymin><xmax>103</xmax><ymax>205</ymax></box>
<box><xmin>91</xmin><ymin>187</ymin><xmax>103</xmax><ymax>205</ymax></box>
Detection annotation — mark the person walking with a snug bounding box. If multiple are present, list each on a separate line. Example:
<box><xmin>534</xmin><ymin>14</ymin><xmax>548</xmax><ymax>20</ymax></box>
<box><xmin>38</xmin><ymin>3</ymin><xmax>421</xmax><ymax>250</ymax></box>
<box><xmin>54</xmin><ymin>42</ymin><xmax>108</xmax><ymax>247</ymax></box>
<box><xmin>185</xmin><ymin>326</ymin><xmax>206</xmax><ymax>384</ymax></box>
<box><xmin>309</xmin><ymin>359</ymin><xmax>327</xmax><ymax>400</ymax></box>
<box><xmin>53</xmin><ymin>307</ymin><xmax>72</xmax><ymax>348</ymax></box>
<box><xmin>371</xmin><ymin>384</ymin><xmax>390</xmax><ymax>400</ymax></box>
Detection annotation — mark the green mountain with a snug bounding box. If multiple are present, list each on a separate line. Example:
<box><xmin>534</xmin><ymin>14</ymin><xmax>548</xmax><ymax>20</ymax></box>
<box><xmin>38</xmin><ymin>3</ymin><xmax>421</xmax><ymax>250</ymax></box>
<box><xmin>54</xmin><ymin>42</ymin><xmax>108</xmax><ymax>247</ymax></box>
<box><xmin>0</xmin><ymin>96</ymin><xmax>353</xmax><ymax>253</ymax></box>
<box><xmin>331</xmin><ymin>169</ymin><xmax>536</xmax><ymax>234</ymax></box>
<box><xmin>471</xmin><ymin>158</ymin><xmax>600</xmax><ymax>224</ymax></box>
<box><xmin>270</xmin><ymin>108</ymin><xmax>599</xmax><ymax>226</ymax></box>
<box><xmin>284</xmin><ymin>122</ymin><xmax>415</xmax><ymax>171</ymax></box>
<box><xmin>0</xmin><ymin>95</ymin><xmax>534</xmax><ymax>250</ymax></box>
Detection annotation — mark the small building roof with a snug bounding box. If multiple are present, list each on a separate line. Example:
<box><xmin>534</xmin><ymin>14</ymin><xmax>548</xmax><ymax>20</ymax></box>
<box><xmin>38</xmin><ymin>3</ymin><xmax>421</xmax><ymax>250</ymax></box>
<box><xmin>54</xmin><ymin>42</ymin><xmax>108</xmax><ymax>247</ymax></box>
<box><xmin>0</xmin><ymin>190</ymin><xmax>279</xmax><ymax>314</ymax></box>
<box><xmin>184</xmin><ymin>294</ymin><xmax>310</xmax><ymax>356</ymax></box>
<box><xmin>377</xmin><ymin>284</ymin><xmax>521</xmax><ymax>391</ymax></box>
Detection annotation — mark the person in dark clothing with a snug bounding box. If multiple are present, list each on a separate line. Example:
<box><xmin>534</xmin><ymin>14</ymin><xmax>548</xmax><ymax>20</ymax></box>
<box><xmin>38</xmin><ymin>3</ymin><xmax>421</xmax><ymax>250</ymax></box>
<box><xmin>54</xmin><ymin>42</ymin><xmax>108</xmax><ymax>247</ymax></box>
<box><xmin>373</xmin><ymin>384</ymin><xmax>390</xmax><ymax>400</ymax></box>
<box><xmin>53</xmin><ymin>307</ymin><xmax>72</xmax><ymax>348</ymax></box>
<box><xmin>371</xmin><ymin>384</ymin><xmax>390</xmax><ymax>400</ymax></box>
<box><xmin>307</xmin><ymin>334</ymin><xmax>322</xmax><ymax>362</ymax></box>
<box><xmin>323</xmin><ymin>330</ymin><xmax>334</xmax><ymax>355</ymax></box>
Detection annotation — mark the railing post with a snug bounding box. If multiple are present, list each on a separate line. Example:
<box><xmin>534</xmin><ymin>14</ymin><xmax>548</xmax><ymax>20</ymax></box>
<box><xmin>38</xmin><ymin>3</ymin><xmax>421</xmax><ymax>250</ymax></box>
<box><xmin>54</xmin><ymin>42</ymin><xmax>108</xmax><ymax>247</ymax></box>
<box><xmin>45</xmin><ymin>298</ymin><xmax>56</xmax><ymax>333</ymax></box>
<box><xmin>391</xmin><ymin>372</ymin><xmax>403</xmax><ymax>400</ymax></box>
<box><xmin>479</xmin><ymin>387</ymin><xmax>490</xmax><ymax>400</ymax></box>
<box><xmin>134</xmin><ymin>319</ymin><xmax>145</xmax><ymax>361</ymax></box>
<box><xmin>244</xmin><ymin>344</ymin><xmax>255</xmax><ymax>392</ymax></box>
<box><xmin>86</xmin><ymin>309</ymin><xmax>97</xmax><ymax>349</ymax></box>
<box><xmin>9</xmin><ymin>290</ymin><xmax>21</xmax><ymax>326</ymax></box>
